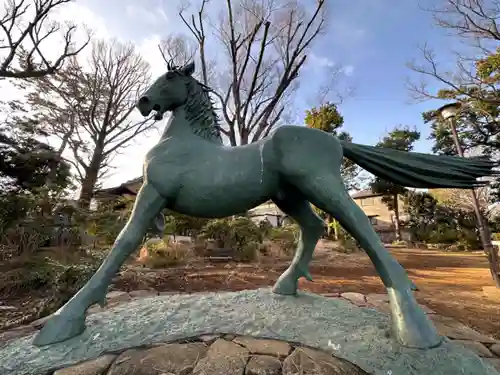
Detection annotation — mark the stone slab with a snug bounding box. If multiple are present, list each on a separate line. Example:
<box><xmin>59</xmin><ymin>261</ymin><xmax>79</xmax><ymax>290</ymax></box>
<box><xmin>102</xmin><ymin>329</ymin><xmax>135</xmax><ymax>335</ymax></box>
<box><xmin>283</xmin><ymin>347</ymin><xmax>366</xmax><ymax>375</ymax></box>
<box><xmin>107</xmin><ymin>343</ymin><xmax>207</xmax><ymax>375</ymax></box>
<box><xmin>192</xmin><ymin>338</ymin><xmax>248</xmax><ymax>375</ymax></box>
<box><xmin>0</xmin><ymin>288</ymin><xmax>498</xmax><ymax>375</ymax></box>
<box><xmin>245</xmin><ymin>355</ymin><xmax>281</xmax><ymax>375</ymax></box>
<box><xmin>53</xmin><ymin>354</ymin><xmax>116</xmax><ymax>375</ymax></box>
<box><xmin>429</xmin><ymin>314</ymin><xmax>498</xmax><ymax>343</ymax></box>
<box><xmin>340</xmin><ymin>292</ymin><xmax>366</xmax><ymax>305</ymax></box>
<box><xmin>232</xmin><ymin>336</ymin><xmax>291</xmax><ymax>357</ymax></box>
<box><xmin>491</xmin><ymin>344</ymin><xmax>500</xmax><ymax>357</ymax></box>
<box><xmin>452</xmin><ymin>340</ymin><xmax>494</xmax><ymax>357</ymax></box>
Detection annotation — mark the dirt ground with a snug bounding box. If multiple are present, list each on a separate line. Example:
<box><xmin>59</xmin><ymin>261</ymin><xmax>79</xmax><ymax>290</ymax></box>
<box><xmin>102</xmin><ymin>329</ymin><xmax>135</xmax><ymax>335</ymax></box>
<box><xmin>1</xmin><ymin>247</ymin><xmax>499</xmax><ymax>340</ymax></box>
<box><xmin>114</xmin><ymin>247</ymin><xmax>500</xmax><ymax>340</ymax></box>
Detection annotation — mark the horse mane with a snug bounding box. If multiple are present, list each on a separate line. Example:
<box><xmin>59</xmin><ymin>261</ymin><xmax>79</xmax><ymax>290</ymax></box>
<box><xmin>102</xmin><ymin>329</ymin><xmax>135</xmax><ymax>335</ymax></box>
<box><xmin>183</xmin><ymin>76</ymin><xmax>223</xmax><ymax>144</ymax></box>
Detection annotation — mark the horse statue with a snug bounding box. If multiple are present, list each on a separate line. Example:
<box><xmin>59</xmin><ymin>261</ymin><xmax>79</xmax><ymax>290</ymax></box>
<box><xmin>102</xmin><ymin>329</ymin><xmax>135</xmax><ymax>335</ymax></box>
<box><xmin>33</xmin><ymin>61</ymin><xmax>498</xmax><ymax>350</ymax></box>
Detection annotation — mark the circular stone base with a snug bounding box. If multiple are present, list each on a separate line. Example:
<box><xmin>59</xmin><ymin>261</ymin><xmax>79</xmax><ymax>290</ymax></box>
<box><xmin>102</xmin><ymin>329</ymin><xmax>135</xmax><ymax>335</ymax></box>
<box><xmin>50</xmin><ymin>334</ymin><xmax>369</xmax><ymax>375</ymax></box>
<box><xmin>0</xmin><ymin>289</ymin><xmax>498</xmax><ymax>375</ymax></box>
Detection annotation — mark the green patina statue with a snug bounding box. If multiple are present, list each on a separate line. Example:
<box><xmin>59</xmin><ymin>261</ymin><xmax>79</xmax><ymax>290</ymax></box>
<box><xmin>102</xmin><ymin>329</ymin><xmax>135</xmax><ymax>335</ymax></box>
<box><xmin>33</xmin><ymin>61</ymin><xmax>498</xmax><ymax>350</ymax></box>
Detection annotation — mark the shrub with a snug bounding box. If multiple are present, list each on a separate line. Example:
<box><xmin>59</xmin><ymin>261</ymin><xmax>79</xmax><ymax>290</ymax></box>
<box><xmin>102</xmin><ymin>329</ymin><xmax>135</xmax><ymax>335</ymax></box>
<box><xmin>137</xmin><ymin>238</ymin><xmax>191</xmax><ymax>268</ymax></box>
<box><xmin>199</xmin><ymin>217</ymin><xmax>262</xmax><ymax>262</ymax></box>
<box><xmin>0</xmin><ymin>255</ymin><xmax>99</xmax><ymax>298</ymax></box>
<box><xmin>164</xmin><ymin>211</ymin><xmax>210</xmax><ymax>237</ymax></box>
<box><xmin>1</xmin><ymin>221</ymin><xmax>50</xmax><ymax>259</ymax></box>
<box><xmin>84</xmin><ymin>198</ymin><xmax>133</xmax><ymax>247</ymax></box>
<box><xmin>333</xmin><ymin>226</ymin><xmax>360</xmax><ymax>252</ymax></box>
<box><xmin>230</xmin><ymin>216</ymin><xmax>263</xmax><ymax>245</ymax></box>
<box><xmin>337</xmin><ymin>238</ymin><xmax>360</xmax><ymax>253</ymax></box>
<box><xmin>0</xmin><ymin>189</ymin><xmax>89</xmax><ymax>261</ymax></box>
<box><xmin>258</xmin><ymin>220</ymin><xmax>274</xmax><ymax>238</ymax></box>
<box><xmin>237</xmin><ymin>241</ymin><xmax>259</xmax><ymax>262</ymax></box>
<box><xmin>266</xmin><ymin>225</ymin><xmax>299</xmax><ymax>256</ymax></box>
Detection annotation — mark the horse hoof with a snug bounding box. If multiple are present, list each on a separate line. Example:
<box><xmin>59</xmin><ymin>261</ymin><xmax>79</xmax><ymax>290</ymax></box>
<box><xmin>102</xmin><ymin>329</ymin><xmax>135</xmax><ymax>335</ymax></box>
<box><xmin>32</xmin><ymin>312</ymin><xmax>86</xmax><ymax>346</ymax></box>
<box><xmin>387</xmin><ymin>287</ymin><xmax>443</xmax><ymax>349</ymax></box>
<box><xmin>393</xmin><ymin>319</ymin><xmax>443</xmax><ymax>349</ymax></box>
<box><xmin>272</xmin><ymin>270</ymin><xmax>299</xmax><ymax>296</ymax></box>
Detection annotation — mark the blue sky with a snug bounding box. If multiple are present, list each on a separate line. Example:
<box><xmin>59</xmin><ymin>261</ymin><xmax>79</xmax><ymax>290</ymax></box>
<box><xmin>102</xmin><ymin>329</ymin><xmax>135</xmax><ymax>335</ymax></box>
<box><xmin>21</xmin><ymin>0</ymin><xmax>466</xmax><ymax>186</ymax></box>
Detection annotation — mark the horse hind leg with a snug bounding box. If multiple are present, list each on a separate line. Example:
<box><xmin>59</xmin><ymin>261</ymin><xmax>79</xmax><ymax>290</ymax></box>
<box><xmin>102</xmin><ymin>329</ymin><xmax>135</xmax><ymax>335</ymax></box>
<box><xmin>293</xmin><ymin>174</ymin><xmax>443</xmax><ymax>349</ymax></box>
<box><xmin>271</xmin><ymin>188</ymin><xmax>325</xmax><ymax>295</ymax></box>
<box><xmin>33</xmin><ymin>183</ymin><xmax>167</xmax><ymax>346</ymax></box>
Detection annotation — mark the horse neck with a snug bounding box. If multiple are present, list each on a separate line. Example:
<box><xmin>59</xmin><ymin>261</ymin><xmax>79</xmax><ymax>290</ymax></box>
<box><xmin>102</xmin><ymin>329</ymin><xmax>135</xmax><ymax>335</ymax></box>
<box><xmin>159</xmin><ymin>107</ymin><xmax>195</xmax><ymax>140</ymax></box>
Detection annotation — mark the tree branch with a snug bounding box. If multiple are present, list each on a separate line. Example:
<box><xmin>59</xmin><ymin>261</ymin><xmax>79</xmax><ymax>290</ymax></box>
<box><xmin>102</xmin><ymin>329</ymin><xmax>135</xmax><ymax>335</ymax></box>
<box><xmin>0</xmin><ymin>0</ymin><xmax>90</xmax><ymax>79</ymax></box>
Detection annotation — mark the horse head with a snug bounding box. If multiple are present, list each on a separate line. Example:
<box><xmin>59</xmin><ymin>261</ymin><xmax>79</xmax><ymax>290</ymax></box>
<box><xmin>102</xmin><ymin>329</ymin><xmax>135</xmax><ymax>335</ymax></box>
<box><xmin>136</xmin><ymin>61</ymin><xmax>196</xmax><ymax>120</ymax></box>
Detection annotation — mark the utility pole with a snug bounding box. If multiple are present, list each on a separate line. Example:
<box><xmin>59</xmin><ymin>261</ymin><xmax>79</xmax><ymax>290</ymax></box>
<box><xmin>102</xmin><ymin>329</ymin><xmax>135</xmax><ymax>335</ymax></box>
<box><xmin>436</xmin><ymin>102</ymin><xmax>500</xmax><ymax>287</ymax></box>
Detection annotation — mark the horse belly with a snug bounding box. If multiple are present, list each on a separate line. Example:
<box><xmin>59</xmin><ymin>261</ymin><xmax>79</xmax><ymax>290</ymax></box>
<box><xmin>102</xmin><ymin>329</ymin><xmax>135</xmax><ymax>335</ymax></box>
<box><xmin>172</xmin><ymin>157</ymin><xmax>277</xmax><ymax>217</ymax></box>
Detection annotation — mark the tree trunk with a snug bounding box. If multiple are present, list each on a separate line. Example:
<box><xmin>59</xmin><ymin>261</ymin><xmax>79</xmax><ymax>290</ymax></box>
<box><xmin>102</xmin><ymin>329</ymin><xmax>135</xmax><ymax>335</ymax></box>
<box><xmin>393</xmin><ymin>194</ymin><xmax>402</xmax><ymax>241</ymax></box>
<box><xmin>487</xmin><ymin>245</ymin><xmax>500</xmax><ymax>287</ymax></box>
<box><xmin>481</xmin><ymin>222</ymin><xmax>500</xmax><ymax>287</ymax></box>
<box><xmin>333</xmin><ymin>219</ymin><xmax>339</xmax><ymax>240</ymax></box>
<box><xmin>78</xmin><ymin>145</ymin><xmax>103</xmax><ymax>209</ymax></box>
<box><xmin>46</xmin><ymin>128</ymin><xmax>72</xmax><ymax>188</ymax></box>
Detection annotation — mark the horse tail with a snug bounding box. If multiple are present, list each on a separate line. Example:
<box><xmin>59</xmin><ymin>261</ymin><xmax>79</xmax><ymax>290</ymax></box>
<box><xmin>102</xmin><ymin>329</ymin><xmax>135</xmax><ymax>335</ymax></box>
<box><xmin>340</xmin><ymin>140</ymin><xmax>499</xmax><ymax>189</ymax></box>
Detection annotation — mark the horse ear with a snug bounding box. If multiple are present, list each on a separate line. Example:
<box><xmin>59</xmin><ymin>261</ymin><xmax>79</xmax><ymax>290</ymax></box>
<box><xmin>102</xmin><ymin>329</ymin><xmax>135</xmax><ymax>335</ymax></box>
<box><xmin>181</xmin><ymin>61</ymin><xmax>195</xmax><ymax>76</ymax></box>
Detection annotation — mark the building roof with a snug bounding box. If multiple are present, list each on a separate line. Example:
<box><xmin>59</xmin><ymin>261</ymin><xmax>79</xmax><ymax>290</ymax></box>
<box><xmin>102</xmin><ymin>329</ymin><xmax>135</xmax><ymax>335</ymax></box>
<box><xmin>95</xmin><ymin>176</ymin><xmax>143</xmax><ymax>196</ymax></box>
<box><xmin>248</xmin><ymin>201</ymin><xmax>283</xmax><ymax>216</ymax></box>
<box><xmin>350</xmin><ymin>189</ymin><xmax>383</xmax><ymax>199</ymax></box>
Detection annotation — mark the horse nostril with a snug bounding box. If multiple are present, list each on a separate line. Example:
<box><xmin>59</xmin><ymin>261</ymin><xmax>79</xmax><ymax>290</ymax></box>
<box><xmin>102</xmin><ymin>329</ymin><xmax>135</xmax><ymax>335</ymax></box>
<box><xmin>139</xmin><ymin>96</ymin><xmax>150</xmax><ymax>104</ymax></box>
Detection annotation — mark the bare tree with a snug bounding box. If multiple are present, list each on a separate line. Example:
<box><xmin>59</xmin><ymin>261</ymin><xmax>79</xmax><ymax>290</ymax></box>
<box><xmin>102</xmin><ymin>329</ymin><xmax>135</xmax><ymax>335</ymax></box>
<box><xmin>178</xmin><ymin>0</ymin><xmax>211</xmax><ymax>85</ymax></box>
<box><xmin>407</xmin><ymin>0</ymin><xmax>500</xmax><ymax>104</ymax></box>
<box><xmin>431</xmin><ymin>186</ymin><xmax>492</xmax><ymax>214</ymax></box>
<box><xmin>13</xmin><ymin>39</ymin><xmax>156</xmax><ymax>208</ymax></box>
<box><xmin>0</xmin><ymin>0</ymin><xmax>90</xmax><ymax>79</ymax></box>
<box><xmin>158</xmin><ymin>34</ymin><xmax>197</xmax><ymax>68</ymax></box>
<box><xmin>172</xmin><ymin>0</ymin><xmax>328</xmax><ymax>146</ymax></box>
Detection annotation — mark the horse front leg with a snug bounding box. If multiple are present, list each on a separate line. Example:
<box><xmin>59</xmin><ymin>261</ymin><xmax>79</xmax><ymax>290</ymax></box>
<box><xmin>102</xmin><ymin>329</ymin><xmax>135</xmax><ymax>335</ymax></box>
<box><xmin>33</xmin><ymin>183</ymin><xmax>166</xmax><ymax>346</ymax></box>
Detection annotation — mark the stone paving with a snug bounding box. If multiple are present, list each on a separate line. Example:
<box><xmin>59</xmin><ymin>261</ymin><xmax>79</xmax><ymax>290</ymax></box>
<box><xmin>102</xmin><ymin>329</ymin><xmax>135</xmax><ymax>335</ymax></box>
<box><xmin>1</xmin><ymin>289</ymin><xmax>499</xmax><ymax>374</ymax></box>
<box><xmin>50</xmin><ymin>335</ymin><xmax>369</xmax><ymax>375</ymax></box>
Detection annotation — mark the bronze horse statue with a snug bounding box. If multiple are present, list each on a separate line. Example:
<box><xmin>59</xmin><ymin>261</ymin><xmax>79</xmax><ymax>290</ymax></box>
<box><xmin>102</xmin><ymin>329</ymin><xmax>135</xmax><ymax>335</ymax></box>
<box><xmin>34</xmin><ymin>61</ymin><xmax>498</xmax><ymax>350</ymax></box>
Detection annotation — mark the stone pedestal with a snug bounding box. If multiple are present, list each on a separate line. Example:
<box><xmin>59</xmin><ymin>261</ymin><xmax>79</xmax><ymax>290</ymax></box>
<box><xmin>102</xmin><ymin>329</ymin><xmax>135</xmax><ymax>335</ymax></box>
<box><xmin>0</xmin><ymin>289</ymin><xmax>498</xmax><ymax>375</ymax></box>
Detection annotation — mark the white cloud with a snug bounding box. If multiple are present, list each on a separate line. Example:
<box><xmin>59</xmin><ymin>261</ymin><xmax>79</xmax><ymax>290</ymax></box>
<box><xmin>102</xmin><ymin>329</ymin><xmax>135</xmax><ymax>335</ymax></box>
<box><xmin>125</xmin><ymin>4</ymin><xmax>165</xmax><ymax>25</ymax></box>
<box><xmin>136</xmin><ymin>34</ymin><xmax>168</xmax><ymax>78</ymax></box>
<box><xmin>307</xmin><ymin>53</ymin><xmax>355</xmax><ymax>77</ymax></box>
<box><xmin>342</xmin><ymin>65</ymin><xmax>355</xmax><ymax>76</ymax></box>
<box><xmin>309</xmin><ymin>53</ymin><xmax>335</xmax><ymax>68</ymax></box>
<box><xmin>52</xmin><ymin>2</ymin><xmax>111</xmax><ymax>41</ymax></box>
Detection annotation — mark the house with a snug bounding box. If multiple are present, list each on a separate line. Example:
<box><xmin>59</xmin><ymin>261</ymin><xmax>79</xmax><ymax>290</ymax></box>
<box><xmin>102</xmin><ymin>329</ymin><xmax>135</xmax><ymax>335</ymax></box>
<box><xmin>350</xmin><ymin>189</ymin><xmax>411</xmax><ymax>242</ymax></box>
<box><xmin>95</xmin><ymin>177</ymin><xmax>143</xmax><ymax>198</ymax></box>
<box><xmin>247</xmin><ymin>200</ymin><xmax>289</xmax><ymax>227</ymax></box>
<box><xmin>93</xmin><ymin>177</ymin><xmax>143</xmax><ymax>211</ymax></box>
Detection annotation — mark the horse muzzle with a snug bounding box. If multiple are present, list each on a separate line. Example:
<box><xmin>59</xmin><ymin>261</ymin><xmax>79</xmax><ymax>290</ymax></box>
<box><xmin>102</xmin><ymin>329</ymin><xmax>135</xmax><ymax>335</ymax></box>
<box><xmin>137</xmin><ymin>95</ymin><xmax>153</xmax><ymax>117</ymax></box>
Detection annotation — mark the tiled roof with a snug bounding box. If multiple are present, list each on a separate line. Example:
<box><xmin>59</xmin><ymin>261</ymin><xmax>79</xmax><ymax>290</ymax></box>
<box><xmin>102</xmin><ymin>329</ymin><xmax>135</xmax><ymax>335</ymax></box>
<box><xmin>95</xmin><ymin>176</ymin><xmax>143</xmax><ymax>195</ymax></box>
<box><xmin>350</xmin><ymin>189</ymin><xmax>382</xmax><ymax>199</ymax></box>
